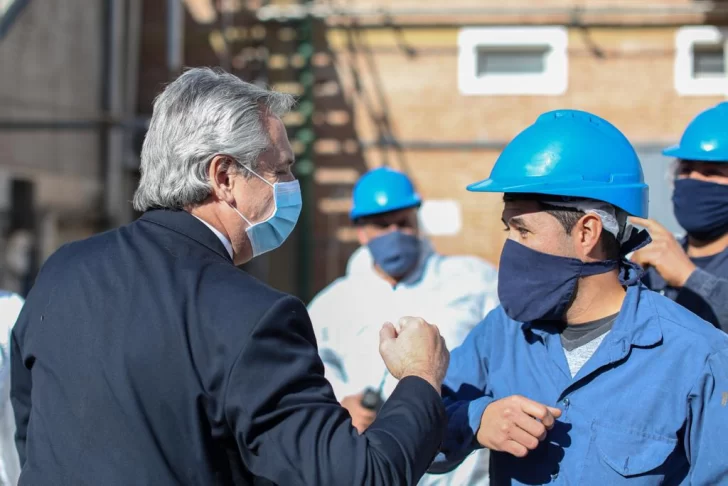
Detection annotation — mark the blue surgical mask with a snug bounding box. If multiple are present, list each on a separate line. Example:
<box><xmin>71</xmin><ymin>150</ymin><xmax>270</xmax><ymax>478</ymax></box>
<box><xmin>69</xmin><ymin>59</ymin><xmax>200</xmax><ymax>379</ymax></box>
<box><xmin>672</xmin><ymin>178</ymin><xmax>728</xmax><ymax>242</ymax></box>
<box><xmin>497</xmin><ymin>231</ymin><xmax>651</xmax><ymax>323</ymax></box>
<box><xmin>231</xmin><ymin>168</ymin><xmax>302</xmax><ymax>258</ymax></box>
<box><xmin>368</xmin><ymin>231</ymin><xmax>421</xmax><ymax>279</ymax></box>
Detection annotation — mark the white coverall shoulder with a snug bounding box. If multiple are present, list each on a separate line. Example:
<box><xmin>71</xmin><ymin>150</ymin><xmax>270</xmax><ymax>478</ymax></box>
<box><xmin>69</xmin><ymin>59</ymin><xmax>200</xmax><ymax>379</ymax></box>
<box><xmin>0</xmin><ymin>291</ymin><xmax>24</xmax><ymax>486</ymax></box>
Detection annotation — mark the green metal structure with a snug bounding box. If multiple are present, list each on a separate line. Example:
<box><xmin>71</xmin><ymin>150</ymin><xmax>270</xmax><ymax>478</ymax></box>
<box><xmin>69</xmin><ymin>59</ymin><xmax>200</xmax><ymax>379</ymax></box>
<box><xmin>293</xmin><ymin>0</ymin><xmax>315</xmax><ymax>302</ymax></box>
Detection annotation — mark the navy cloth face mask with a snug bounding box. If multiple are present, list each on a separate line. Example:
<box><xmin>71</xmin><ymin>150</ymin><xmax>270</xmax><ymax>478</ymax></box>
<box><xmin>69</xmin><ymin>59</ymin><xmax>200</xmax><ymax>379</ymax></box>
<box><xmin>672</xmin><ymin>178</ymin><xmax>728</xmax><ymax>242</ymax></box>
<box><xmin>497</xmin><ymin>229</ymin><xmax>651</xmax><ymax>323</ymax></box>
<box><xmin>368</xmin><ymin>231</ymin><xmax>421</xmax><ymax>278</ymax></box>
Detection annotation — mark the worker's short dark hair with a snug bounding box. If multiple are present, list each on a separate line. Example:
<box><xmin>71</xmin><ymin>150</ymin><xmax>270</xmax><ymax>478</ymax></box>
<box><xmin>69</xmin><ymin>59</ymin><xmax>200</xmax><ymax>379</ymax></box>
<box><xmin>503</xmin><ymin>193</ymin><xmax>621</xmax><ymax>260</ymax></box>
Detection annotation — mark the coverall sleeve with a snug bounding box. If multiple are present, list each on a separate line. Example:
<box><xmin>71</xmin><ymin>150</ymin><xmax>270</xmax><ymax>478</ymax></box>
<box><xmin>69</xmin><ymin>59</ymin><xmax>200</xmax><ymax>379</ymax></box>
<box><xmin>429</xmin><ymin>317</ymin><xmax>495</xmax><ymax>474</ymax></box>
<box><xmin>307</xmin><ymin>294</ymin><xmax>355</xmax><ymax>400</ymax></box>
<box><xmin>684</xmin><ymin>347</ymin><xmax>728</xmax><ymax>484</ymax></box>
<box><xmin>225</xmin><ymin>296</ymin><xmax>447</xmax><ymax>485</ymax></box>
<box><xmin>682</xmin><ymin>269</ymin><xmax>728</xmax><ymax>333</ymax></box>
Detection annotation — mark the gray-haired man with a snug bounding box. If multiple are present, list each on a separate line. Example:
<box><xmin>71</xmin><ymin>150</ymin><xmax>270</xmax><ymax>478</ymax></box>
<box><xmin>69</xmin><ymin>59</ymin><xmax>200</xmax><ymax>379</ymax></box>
<box><xmin>11</xmin><ymin>68</ymin><xmax>450</xmax><ymax>485</ymax></box>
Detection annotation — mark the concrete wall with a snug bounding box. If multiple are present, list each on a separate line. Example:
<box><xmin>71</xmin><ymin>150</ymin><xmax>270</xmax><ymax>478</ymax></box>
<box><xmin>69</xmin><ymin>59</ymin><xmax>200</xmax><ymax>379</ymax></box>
<box><xmin>0</xmin><ymin>0</ymin><xmax>105</xmax><ymax>292</ymax></box>
<box><xmin>0</xmin><ymin>0</ymin><xmax>103</xmax><ymax>221</ymax></box>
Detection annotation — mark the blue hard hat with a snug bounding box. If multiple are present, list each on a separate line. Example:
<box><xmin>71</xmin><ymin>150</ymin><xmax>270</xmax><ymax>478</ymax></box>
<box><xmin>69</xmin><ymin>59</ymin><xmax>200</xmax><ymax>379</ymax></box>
<box><xmin>468</xmin><ymin>109</ymin><xmax>648</xmax><ymax>217</ymax></box>
<box><xmin>350</xmin><ymin>167</ymin><xmax>422</xmax><ymax>220</ymax></box>
<box><xmin>663</xmin><ymin>102</ymin><xmax>728</xmax><ymax>162</ymax></box>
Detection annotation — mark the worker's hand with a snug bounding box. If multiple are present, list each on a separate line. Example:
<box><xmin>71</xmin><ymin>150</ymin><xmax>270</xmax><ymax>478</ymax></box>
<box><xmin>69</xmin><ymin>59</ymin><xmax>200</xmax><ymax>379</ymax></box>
<box><xmin>630</xmin><ymin>217</ymin><xmax>696</xmax><ymax>288</ymax></box>
<box><xmin>341</xmin><ymin>393</ymin><xmax>376</xmax><ymax>434</ymax></box>
<box><xmin>379</xmin><ymin>316</ymin><xmax>449</xmax><ymax>393</ymax></box>
<box><xmin>477</xmin><ymin>395</ymin><xmax>562</xmax><ymax>458</ymax></box>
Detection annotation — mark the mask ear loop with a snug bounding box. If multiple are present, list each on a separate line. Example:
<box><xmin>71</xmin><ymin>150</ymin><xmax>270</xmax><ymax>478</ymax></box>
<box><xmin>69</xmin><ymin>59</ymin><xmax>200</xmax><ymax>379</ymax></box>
<box><xmin>229</xmin><ymin>203</ymin><xmax>254</xmax><ymax>227</ymax></box>
<box><xmin>238</xmin><ymin>161</ymin><xmax>274</xmax><ymax>188</ymax></box>
<box><xmin>228</xmin><ymin>161</ymin><xmax>277</xmax><ymax>227</ymax></box>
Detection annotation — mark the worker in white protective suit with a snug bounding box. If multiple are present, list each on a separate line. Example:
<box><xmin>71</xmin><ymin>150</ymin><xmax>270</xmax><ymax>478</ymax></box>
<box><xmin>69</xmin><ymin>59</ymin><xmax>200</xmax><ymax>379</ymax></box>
<box><xmin>0</xmin><ymin>290</ymin><xmax>24</xmax><ymax>486</ymax></box>
<box><xmin>308</xmin><ymin>167</ymin><xmax>498</xmax><ymax>486</ymax></box>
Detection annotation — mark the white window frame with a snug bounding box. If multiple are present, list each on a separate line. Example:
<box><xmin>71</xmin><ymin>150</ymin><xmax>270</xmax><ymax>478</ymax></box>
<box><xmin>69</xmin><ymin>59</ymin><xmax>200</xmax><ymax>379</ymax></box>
<box><xmin>674</xmin><ymin>26</ymin><xmax>728</xmax><ymax>96</ymax></box>
<box><xmin>457</xmin><ymin>26</ymin><xmax>568</xmax><ymax>96</ymax></box>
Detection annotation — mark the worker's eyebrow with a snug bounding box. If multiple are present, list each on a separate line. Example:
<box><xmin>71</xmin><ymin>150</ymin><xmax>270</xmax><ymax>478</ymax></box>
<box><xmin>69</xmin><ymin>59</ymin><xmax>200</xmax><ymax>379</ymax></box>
<box><xmin>502</xmin><ymin>216</ymin><xmax>528</xmax><ymax>229</ymax></box>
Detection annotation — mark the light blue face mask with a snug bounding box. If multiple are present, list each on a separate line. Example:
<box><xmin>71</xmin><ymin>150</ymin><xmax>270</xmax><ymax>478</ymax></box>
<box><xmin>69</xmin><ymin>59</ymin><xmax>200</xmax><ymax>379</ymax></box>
<box><xmin>231</xmin><ymin>167</ymin><xmax>302</xmax><ymax>258</ymax></box>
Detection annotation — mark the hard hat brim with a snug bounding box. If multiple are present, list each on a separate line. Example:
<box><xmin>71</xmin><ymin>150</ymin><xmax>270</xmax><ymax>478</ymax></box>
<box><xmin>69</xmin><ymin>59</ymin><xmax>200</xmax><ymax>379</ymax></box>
<box><xmin>662</xmin><ymin>144</ymin><xmax>728</xmax><ymax>162</ymax></box>
<box><xmin>349</xmin><ymin>198</ymin><xmax>422</xmax><ymax>221</ymax></box>
<box><xmin>467</xmin><ymin>178</ymin><xmax>648</xmax><ymax>218</ymax></box>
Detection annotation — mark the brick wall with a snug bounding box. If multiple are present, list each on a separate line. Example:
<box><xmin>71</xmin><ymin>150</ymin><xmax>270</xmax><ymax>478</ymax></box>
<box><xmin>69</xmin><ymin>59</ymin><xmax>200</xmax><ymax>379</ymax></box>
<box><xmin>136</xmin><ymin>1</ymin><xmax>728</xmax><ymax>299</ymax></box>
<box><xmin>306</xmin><ymin>21</ymin><xmax>727</xmax><ymax>296</ymax></box>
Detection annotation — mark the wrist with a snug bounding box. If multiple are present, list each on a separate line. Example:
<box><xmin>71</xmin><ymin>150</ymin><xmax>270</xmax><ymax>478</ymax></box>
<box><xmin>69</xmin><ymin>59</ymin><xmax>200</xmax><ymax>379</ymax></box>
<box><xmin>673</xmin><ymin>262</ymin><xmax>697</xmax><ymax>288</ymax></box>
<box><xmin>401</xmin><ymin>372</ymin><xmax>442</xmax><ymax>394</ymax></box>
<box><xmin>469</xmin><ymin>396</ymin><xmax>496</xmax><ymax>444</ymax></box>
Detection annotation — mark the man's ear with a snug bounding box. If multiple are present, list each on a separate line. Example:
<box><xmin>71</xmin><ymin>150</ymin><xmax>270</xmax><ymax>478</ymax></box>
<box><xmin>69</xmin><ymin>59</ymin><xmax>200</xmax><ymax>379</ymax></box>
<box><xmin>575</xmin><ymin>213</ymin><xmax>604</xmax><ymax>260</ymax></box>
<box><xmin>208</xmin><ymin>155</ymin><xmax>237</xmax><ymax>204</ymax></box>
<box><xmin>356</xmin><ymin>226</ymin><xmax>369</xmax><ymax>246</ymax></box>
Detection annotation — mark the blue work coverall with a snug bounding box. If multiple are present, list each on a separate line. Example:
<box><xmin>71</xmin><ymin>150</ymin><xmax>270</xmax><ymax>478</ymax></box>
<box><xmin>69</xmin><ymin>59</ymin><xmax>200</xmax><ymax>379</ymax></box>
<box><xmin>432</xmin><ymin>285</ymin><xmax>728</xmax><ymax>485</ymax></box>
<box><xmin>643</xmin><ymin>241</ymin><xmax>728</xmax><ymax>333</ymax></box>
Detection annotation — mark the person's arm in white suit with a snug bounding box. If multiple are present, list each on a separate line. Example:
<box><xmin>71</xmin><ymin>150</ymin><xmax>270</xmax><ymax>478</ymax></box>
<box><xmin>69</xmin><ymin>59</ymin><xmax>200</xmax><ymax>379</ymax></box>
<box><xmin>308</xmin><ymin>290</ymin><xmax>355</xmax><ymax>401</ymax></box>
<box><xmin>0</xmin><ymin>292</ymin><xmax>24</xmax><ymax>485</ymax></box>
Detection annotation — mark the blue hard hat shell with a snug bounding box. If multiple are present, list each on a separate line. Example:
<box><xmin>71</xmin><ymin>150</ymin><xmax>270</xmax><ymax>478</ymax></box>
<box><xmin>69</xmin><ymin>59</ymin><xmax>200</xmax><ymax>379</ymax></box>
<box><xmin>468</xmin><ymin>109</ymin><xmax>649</xmax><ymax>217</ymax></box>
<box><xmin>663</xmin><ymin>102</ymin><xmax>728</xmax><ymax>162</ymax></box>
<box><xmin>350</xmin><ymin>167</ymin><xmax>422</xmax><ymax>220</ymax></box>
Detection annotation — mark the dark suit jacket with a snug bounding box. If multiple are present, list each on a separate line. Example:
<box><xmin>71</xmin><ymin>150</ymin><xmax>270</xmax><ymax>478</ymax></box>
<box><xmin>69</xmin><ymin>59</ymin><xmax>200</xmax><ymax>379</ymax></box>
<box><xmin>11</xmin><ymin>209</ymin><xmax>446</xmax><ymax>485</ymax></box>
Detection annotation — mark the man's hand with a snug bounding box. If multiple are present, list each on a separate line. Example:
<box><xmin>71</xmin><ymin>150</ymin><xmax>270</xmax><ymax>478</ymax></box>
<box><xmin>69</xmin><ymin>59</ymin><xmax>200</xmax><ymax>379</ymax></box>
<box><xmin>477</xmin><ymin>395</ymin><xmax>562</xmax><ymax>458</ymax></box>
<box><xmin>630</xmin><ymin>217</ymin><xmax>696</xmax><ymax>288</ymax></box>
<box><xmin>341</xmin><ymin>393</ymin><xmax>376</xmax><ymax>434</ymax></box>
<box><xmin>378</xmin><ymin>316</ymin><xmax>449</xmax><ymax>393</ymax></box>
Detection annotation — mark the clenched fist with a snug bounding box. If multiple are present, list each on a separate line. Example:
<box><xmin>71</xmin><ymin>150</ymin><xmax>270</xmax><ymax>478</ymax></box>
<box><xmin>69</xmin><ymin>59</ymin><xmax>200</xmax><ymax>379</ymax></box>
<box><xmin>477</xmin><ymin>395</ymin><xmax>562</xmax><ymax>458</ymax></box>
<box><xmin>378</xmin><ymin>316</ymin><xmax>449</xmax><ymax>393</ymax></box>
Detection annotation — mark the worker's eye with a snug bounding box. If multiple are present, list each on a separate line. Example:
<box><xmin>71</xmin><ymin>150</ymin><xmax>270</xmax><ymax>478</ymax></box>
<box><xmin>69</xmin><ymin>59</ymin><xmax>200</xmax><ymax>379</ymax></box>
<box><xmin>517</xmin><ymin>228</ymin><xmax>529</xmax><ymax>238</ymax></box>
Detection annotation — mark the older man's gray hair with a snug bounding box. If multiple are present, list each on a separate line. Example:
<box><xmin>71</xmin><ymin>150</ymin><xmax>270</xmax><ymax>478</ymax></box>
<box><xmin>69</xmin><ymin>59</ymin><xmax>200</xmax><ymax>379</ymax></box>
<box><xmin>133</xmin><ymin>67</ymin><xmax>296</xmax><ymax>212</ymax></box>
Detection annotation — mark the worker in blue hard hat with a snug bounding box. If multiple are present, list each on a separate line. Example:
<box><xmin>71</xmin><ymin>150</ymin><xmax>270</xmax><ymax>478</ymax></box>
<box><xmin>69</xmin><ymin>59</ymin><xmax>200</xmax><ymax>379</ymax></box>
<box><xmin>633</xmin><ymin>101</ymin><xmax>728</xmax><ymax>332</ymax></box>
<box><xmin>427</xmin><ymin>110</ymin><xmax>728</xmax><ymax>485</ymax></box>
<box><xmin>308</xmin><ymin>166</ymin><xmax>498</xmax><ymax>486</ymax></box>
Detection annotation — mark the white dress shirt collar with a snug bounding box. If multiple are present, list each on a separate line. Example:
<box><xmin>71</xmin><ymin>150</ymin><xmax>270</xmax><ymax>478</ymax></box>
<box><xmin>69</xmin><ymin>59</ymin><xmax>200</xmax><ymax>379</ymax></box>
<box><xmin>192</xmin><ymin>215</ymin><xmax>234</xmax><ymax>260</ymax></box>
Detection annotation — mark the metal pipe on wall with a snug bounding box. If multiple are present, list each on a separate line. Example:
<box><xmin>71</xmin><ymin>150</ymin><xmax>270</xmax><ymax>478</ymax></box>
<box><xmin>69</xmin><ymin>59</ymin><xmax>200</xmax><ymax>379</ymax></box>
<box><xmin>1</xmin><ymin>119</ymin><xmax>112</xmax><ymax>130</ymax></box>
<box><xmin>257</xmin><ymin>4</ymin><xmax>728</xmax><ymax>22</ymax></box>
<box><xmin>124</xmin><ymin>0</ymin><xmax>142</xmax><ymax>171</ymax></box>
<box><xmin>360</xmin><ymin>138</ymin><xmax>509</xmax><ymax>151</ymax></box>
<box><xmin>99</xmin><ymin>0</ymin><xmax>113</xmax><ymax>231</ymax></box>
<box><xmin>167</xmin><ymin>0</ymin><xmax>185</xmax><ymax>76</ymax></box>
<box><xmin>360</xmin><ymin>139</ymin><xmax>672</xmax><ymax>152</ymax></box>
<box><xmin>105</xmin><ymin>0</ymin><xmax>128</xmax><ymax>229</ymax></box>
<box><xmin>0</xmin><ymin>118</ymin><xmax>672</xmax><ymax>156</ymax></box>
<box><xmin>0</xmin><ymin>118</ymin><xmax>149</xmax><ymax>131</ymax></box>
